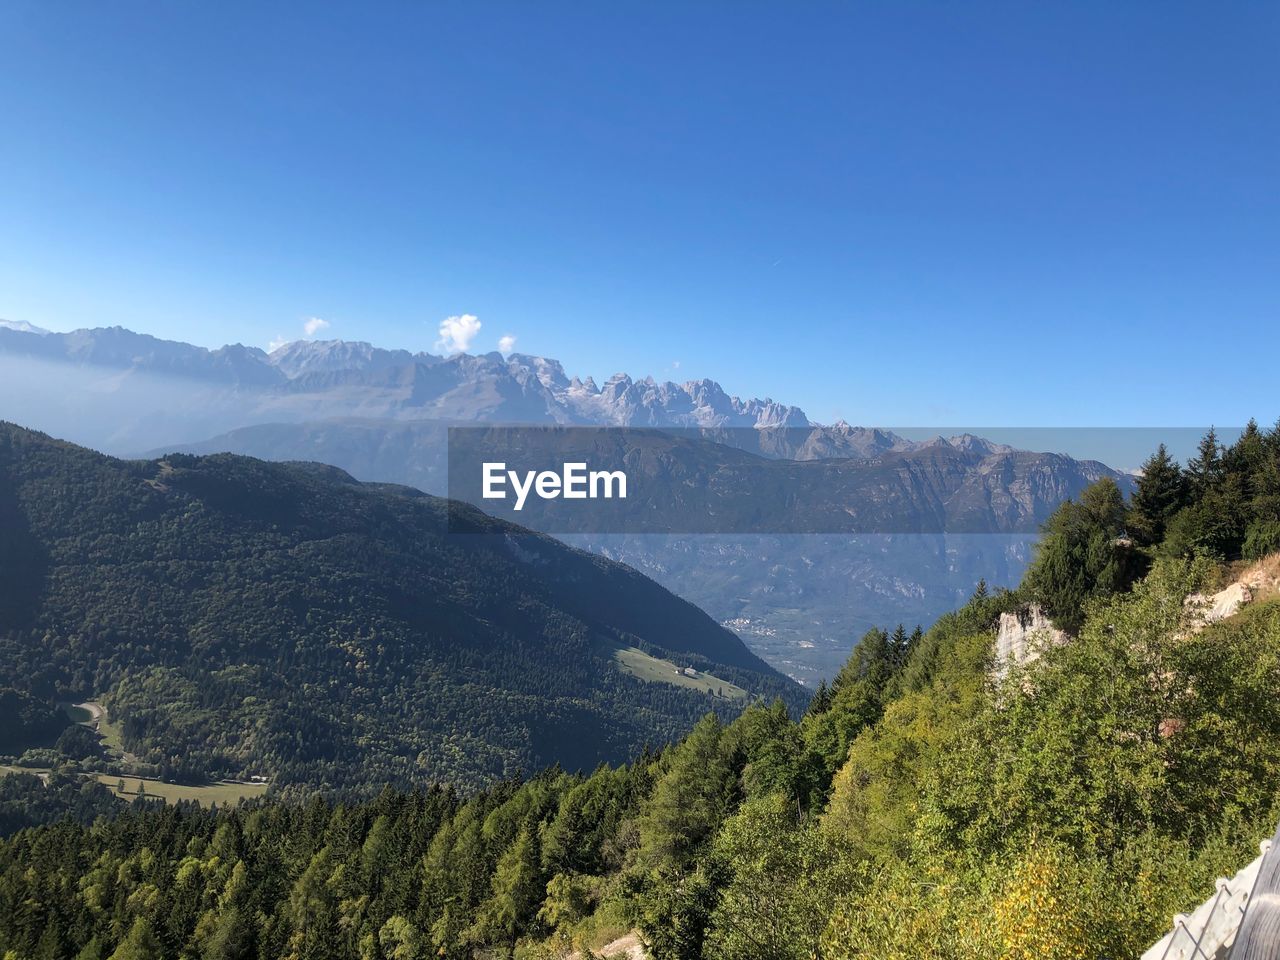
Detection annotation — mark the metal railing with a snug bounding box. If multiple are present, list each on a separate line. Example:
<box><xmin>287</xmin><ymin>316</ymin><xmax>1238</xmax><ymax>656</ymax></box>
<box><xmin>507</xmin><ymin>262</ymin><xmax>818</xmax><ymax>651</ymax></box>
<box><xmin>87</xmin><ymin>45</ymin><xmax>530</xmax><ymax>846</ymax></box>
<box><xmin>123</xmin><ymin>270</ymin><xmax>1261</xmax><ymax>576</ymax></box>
<box><xmin>1141</xmin><ymin>825</ymin><xmax>1279</xmax><ymax>960</ymax></box>
<box><xmin>1228</xmin><ymin>822</ymin><xmax>1280</xmax><ymax>959</ymax></box>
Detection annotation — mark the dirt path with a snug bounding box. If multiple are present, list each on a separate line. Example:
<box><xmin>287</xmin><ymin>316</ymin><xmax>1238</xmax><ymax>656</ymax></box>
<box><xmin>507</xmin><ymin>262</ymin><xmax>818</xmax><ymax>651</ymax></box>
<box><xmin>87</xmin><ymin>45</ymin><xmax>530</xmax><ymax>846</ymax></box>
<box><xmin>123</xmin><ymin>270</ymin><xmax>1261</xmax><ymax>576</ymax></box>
<box><xmin>73</xmin><ymin>701</ymin><xmax>105</xmax><ymax>723</ymax></box>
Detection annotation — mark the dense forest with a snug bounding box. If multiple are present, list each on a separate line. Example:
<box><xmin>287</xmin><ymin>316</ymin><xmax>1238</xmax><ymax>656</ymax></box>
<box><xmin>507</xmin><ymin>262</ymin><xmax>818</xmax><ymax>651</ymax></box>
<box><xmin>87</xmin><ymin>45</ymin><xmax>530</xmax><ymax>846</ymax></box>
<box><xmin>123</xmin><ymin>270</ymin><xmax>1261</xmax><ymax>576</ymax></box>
<box><xmin>0</xmin><ymin>421</ymin><xmax>1278</xmax><ymax>958</ymax></box>
<box><xmin>0</xmin><ymin>423</ymin><xmax>800</xmax><ymax>795</ymax></box>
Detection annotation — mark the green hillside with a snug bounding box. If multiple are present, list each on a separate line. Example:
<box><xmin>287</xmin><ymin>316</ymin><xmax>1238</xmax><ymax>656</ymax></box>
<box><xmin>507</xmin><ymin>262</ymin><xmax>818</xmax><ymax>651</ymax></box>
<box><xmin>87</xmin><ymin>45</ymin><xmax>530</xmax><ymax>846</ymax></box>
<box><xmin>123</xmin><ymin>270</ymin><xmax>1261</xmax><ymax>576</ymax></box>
<box><xmin>0</xmin><ymin>423</ymin><xmax>800</xmax><ymax>795</ymax></box>
<box><xmin>0</xmin><ymin>424</ymin><xmax>1277</xmax><ymax>960</ymax></box>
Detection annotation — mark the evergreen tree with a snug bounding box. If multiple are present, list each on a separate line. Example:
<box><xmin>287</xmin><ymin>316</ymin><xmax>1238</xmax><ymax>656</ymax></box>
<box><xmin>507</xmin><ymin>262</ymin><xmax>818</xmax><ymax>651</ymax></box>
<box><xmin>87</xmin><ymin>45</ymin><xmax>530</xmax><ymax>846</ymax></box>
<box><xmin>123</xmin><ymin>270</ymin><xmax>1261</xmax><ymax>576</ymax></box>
<box><xmin>888</xmin><ymin>624</ymin><xmax>910</xmax><ymax>671</ymax></box>
<box><xmin>1024</xmin><ymin>478</ymin><xmax>1143</xmax><ymax>632</ymax></box>
<box><xmin>805</xmin><ymin>681</ymin><xmax>832</xmax><ymax>717</ymax></box>
<box><xmin>483</xmin><ymin>824</ymin><xmax>543</xmax><ymax>945</ymax></box>
<box><xmin>909</xmin><ymin>625</ymin><xmax>923</xmax><ymax>655</ymax></box>
<box><xmin>635</xmin><ymin>714</ymin><xmax>738</xmax><ymax>870</ymax></box>
<box><xmin>1129</xmin><ymin>443</ymin><xmax>1188</xmax><ymax>546</ymax></box>
<box><xmin>1187</xmin><ymin>427</ymin><xmax>1224</xmax><ymax>495</ymax></box>
<box><xmin>1224</xmin><ymin>418</ymin><xmax>1267</xmax><ymax>477</ymax></box>
<box><xmin>199</xmin><ymin>906</ymin><xmax>254</xmax><ymax>960</ymax></box>
<box><xmin>108</xmin><ymin>917</ymin><xmax>163</xmax><ymax>960</ymax></box>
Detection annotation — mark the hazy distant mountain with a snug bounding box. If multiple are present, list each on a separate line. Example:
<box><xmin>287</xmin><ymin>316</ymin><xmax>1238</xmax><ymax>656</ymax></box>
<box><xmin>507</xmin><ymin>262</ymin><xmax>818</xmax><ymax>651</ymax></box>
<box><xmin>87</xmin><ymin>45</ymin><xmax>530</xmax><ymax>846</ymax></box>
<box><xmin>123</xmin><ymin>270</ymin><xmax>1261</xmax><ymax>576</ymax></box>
<box><xmin>267</xmin><ymin>338</ymin><xmax>424</xmax><ymax>378</ymax></box>
<box><xmin>0</xmin><ymin>326</ymin><xmax>808</xmax><ymax>451</ymax></box>
<box><xmin>0</xmin><ymin>324</ymin><xmax>1022</xmax><ymax>455</ymax></box>
<box><xmin>0</xmin><ymin>320</ymin><xmax>50</xmax><ymax>335</ymax></box>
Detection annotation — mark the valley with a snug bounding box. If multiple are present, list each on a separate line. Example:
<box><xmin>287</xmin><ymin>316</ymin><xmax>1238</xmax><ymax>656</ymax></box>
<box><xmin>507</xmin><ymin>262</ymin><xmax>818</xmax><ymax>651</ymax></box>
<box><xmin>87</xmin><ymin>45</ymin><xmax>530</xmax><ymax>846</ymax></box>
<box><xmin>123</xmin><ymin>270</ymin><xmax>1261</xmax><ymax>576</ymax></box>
<box><xmin>0</xmin><ymin>325</ymin><xmax>1130</xmax><ymax>684</ymax></box>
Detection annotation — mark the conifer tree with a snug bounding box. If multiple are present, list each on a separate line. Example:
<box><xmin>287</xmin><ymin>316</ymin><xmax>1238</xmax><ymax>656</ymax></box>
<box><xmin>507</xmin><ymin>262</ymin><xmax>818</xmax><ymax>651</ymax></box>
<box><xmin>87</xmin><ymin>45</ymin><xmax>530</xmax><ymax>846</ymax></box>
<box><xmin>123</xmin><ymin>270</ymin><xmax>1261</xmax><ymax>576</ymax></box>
<box><xmin>889</xmin><ymin>624</ymin><xmax>910</xmax><ymax>670</ymax></box>
<box><xmin>1187</xmin><ymin>427</ymin><xmax>1224</xmax><ymax>495</ymax></box>
<box><xmin>107</xmin><ymin>918</ymin><xmax>162</xmax><ymax>960</ymax></box>
<box><xmin>1025</xmin><ymin>478</ymin><xmax>1142</xmax><ymax>632</ymax></box>
<box><xmin>806</xmin><ymin>680</ymin><xmax>832</xmax><ymax>717</ymax></box>
<box><xmin>1129</xmin><ymin>443</ymin><xmax>1188</xmax><ymax>546</ymax></box>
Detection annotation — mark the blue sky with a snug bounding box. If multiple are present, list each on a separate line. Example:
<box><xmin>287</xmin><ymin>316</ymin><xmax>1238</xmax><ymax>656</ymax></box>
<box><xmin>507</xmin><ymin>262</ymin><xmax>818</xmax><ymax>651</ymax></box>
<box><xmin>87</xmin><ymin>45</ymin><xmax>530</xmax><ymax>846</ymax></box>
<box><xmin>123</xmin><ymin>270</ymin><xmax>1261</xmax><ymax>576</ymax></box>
<box><xmin>1</xmin><ymin>2</ymin><xmax>1276</xmax><ymax>427</ymax></box>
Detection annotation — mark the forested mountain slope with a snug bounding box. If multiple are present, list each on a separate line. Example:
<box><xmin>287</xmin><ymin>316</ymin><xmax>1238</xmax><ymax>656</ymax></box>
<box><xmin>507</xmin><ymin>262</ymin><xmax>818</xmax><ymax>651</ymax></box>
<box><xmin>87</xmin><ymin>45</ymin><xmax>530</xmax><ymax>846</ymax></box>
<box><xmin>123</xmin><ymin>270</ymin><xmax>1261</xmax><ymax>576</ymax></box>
<box><xmin>0</xmin><ymin>422</ymin><xmax>800</xmax><ymax>793</ymax></box>
<box><xmin>0</xmin><ymin>424</ymin><xmax>1276</xmax><ymax>960</ymax></box>
<box><xmin>166</xmin><ymin>418</ymin><xmax>1128</xmax><ymax>682</ymax></box>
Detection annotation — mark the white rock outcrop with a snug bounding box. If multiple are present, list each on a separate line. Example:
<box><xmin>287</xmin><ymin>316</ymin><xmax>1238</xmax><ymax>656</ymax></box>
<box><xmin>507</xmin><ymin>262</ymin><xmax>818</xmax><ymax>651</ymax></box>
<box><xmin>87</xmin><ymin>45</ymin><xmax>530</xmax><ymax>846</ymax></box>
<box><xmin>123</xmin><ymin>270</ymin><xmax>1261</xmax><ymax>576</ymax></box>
<box><xmin>1186</xmin><ymin>554</ymin><xmax>1280</xmax><ymax>631</ymax></box>
<box><xmin>994</xmin><ymin>604</ymin><xmax>1069</xmax><ymax>675</ymax></box>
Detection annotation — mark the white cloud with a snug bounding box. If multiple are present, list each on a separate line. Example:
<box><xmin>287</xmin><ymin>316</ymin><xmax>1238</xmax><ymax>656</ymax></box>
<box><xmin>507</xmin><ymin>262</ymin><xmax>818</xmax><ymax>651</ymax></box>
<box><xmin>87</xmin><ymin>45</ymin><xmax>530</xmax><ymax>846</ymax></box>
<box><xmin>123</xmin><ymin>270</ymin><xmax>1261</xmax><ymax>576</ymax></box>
<box><xmin>268</xmin><ymin>335</ymin><xmax>289</xmax><ymax>352</ymax></box>
<box><xmin>672</xmin><ymin>360</ymin><xmax>681</xmax><ymax>369</ymax></box>
<box><xmin>497</xmin><ymin>334</ymin><xmax>517</xmax><ymax>356</ymax></box>
<box><xmin>435</xmin><ymin>313</ymin><xmax>481</xmax><ymax>354</ymax></box>
<box><xmin>303</xmin><ymin>317</ymin><xmax>330</xmax><ymax>338</ymax></box>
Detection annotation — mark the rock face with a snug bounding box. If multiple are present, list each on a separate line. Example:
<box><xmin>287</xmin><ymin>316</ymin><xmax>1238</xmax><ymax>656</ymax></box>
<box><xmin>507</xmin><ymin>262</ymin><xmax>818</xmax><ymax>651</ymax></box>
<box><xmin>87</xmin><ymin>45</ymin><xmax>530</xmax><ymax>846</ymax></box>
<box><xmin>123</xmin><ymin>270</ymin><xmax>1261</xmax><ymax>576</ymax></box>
<box><xmin>995</xmin><ymin>604</ymin><xmax>1069</xmax><ymax>674</ymax></box>
<box><xmin>1200</xmin><ymin>582</ymin><xmax>1254</xmax><ymax>625</ymax></box>
<box><xmin>1187</xmin><ymin>555</ymin><xmax>1280</xmax><ymax>629</ymax></box>
<box><xmin>997</xmin><ymin>554</ymin><xmax>1280</xmax><ymax>683</ymax></box>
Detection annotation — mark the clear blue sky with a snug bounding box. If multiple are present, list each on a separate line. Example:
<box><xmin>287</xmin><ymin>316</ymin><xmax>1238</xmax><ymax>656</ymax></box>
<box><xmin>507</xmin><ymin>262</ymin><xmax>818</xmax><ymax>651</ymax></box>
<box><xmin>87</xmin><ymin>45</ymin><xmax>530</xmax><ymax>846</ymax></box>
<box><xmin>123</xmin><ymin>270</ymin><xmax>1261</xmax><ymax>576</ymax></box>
<box><xmin>1</xmin><ymin>2</ymin><xmax>1276</xmax><ymax>427</ymax></box>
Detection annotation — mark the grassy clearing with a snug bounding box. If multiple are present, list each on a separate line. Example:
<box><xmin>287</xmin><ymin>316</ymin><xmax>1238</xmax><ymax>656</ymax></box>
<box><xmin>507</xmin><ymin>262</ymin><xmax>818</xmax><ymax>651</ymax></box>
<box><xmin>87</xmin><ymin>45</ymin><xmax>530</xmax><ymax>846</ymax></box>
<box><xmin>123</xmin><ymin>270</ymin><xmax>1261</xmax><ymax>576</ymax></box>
<box><xmin>59</xmin><ymin>700</ymin><xmax>128</xmax><ymax>757</ymax></box>
<box><xmin>0</xmin><ymin>765</ymin><xmax>47</xmax><ymax>778</ymax></box>
<box><xmin>613</xmin><ymin>646</ymin><xmax>747</xmax><ymax>700</ymax></box>
<box><xmin>90</xmin><ymin>775</ymin><xmax>270</xmax><ymax>807</ymax></box>
<box><xmin>94</xmin><ymin>715</ymin><xmax>128</xmax><ymax>757</ymax></box>
<box><xmin>0</xmin><ymin>766</ymin><xmax>268</xmax><ymax>807</ymax></box>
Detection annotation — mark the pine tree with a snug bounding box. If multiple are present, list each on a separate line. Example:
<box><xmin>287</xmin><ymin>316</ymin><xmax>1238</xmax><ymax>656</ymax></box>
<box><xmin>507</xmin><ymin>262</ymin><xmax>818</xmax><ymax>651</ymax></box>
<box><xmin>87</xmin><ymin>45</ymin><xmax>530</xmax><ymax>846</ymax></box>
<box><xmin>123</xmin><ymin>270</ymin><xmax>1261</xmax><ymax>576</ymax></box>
<box><xmin>889</xmin><ymin>624</ymin><xmax>910</xmax><ymax>670</ymax></box>
<box><xmin>1025</xmin><ymin>478</ymin><xmax>1143</xmax><ymax>632</ymax></box>
<box><xmin>1187</xmin><ymin>427</ymin><xmax>1224</xmax><ymax>495</ymax></box>
<box><xmin>1129</xmin><ymin>443</ymin><xmax>1188</xmax><ymax>546</ymax></box>
<box><xmin>108</xmin><ymin>917</ymin><xmax>162</xmax><ymax>960</ymax></box>
<box><xmin>1225</xmin><ymin>418</ymin><xmax>1267</xmax><ymax>477</ymax></box>
<box><xmin>479</xmin><ymin>824</ymin><xmax>543</xmax><ymax>946</ymax></box>
<box><xmin>971</xmin><ymin>578</ymin><xmax>989</xmax><ymax>601</ymax></box>
<box><xmin>805</xmin><ymin>680</ymin><xmax>832</xmax><ymax>717</ymax></box>
<box><xmin>909</xmin><ymin>625</ymin><xmax>923</xmax><ymax>657</ymax></box>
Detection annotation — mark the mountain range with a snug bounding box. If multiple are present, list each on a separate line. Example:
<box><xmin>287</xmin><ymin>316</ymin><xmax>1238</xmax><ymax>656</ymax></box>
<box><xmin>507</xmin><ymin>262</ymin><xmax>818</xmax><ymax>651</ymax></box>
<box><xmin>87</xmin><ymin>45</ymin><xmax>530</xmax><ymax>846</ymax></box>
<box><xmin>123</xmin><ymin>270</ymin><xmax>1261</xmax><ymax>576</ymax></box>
<box><xmin>0</xmin><ymin>323</ymin><xmax>807</xmax><ymax>452</ymax></box>
<box><xmin>0</xmin><ymin>323</ymin><xmax>1129</xmax><ymax>682</ymax></box>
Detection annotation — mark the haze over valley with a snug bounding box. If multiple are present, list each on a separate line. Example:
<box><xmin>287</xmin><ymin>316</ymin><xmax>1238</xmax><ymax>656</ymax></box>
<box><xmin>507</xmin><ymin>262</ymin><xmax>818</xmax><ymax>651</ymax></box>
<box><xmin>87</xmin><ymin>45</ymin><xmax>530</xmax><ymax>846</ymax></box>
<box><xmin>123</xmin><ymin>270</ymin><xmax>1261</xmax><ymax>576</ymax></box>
<box><xmin>1</xmin><ymin>321</ymin><xmax>1131</xmax><ymax>682</ymax></box>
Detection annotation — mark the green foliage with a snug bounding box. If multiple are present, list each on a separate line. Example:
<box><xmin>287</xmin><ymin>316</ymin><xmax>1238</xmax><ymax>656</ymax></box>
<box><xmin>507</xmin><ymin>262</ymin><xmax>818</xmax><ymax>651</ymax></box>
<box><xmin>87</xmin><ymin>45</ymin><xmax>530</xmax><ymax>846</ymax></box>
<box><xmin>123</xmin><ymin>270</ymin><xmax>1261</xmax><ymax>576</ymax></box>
<box><xmin>823</xmin><ymin>623</ymin><xmax>990</xmax><ymax>861</ymax></box>
<box><xmin>0</xmin><ymin>771</ymin><xmax>120</xmax><ymax>836</ymax></box>
<box><xmin>107</xmin><ymin>918</ymin><xmax>162</xmax><ymax>960</ymax></box>
<box><xmin>3</xmin><ymin>421</ymin><xmax>1280</xmax><ymax>958</ymax></box>
<box><xmin>799</xmin><ymin>626</ymin><xmax>904</xmax><ymax>791</ymax></box>
<box><xmin>1245</xmin><ymin>519</ymin><xmax>1280</xmax><ymax>560</ymax></box>
<box><xmin>1187</xmin><ymin>427</ymin><xmax>1226</xmax><ymax>495</ymax></box>
<box><xmin>0</xmin><ymin>422</ymin><xmax>800</xmax><ymax>794</ymax></box>
<box><xmin>0</xmin><ymin>688</ymin><xmax>66</xmax><ymax>754</ymax></box>
<box><xmin>925</xmin><ymin>560</ymin><xmax>1280</xmax><ymax>858</ymax></box>
<box><xmin>633</xmin><ymin>715</ymin><xmax>739</xmax><ymax>872</ymax></box>
<box><xmin>1160</xmin><ymin>422</ymin><xmax>1280</xmax><ymax>561</ymax></box>
<box><xmin>1162</xmin><ymin>474</ymin><xmax>1250</xmax><ymax>559</ymax></box>
<box><xmin>1024</xmin><ymin>477</ymin><xmax>1145</xmax><ymax>631</ymax></box>
<box><xmin>1129</xmin><ymin>443</ymin><xmax>1189</xmax><ymax>546</ymax></box>
<box><xmin>703</xmin><ymin>793</ymin><xmax>858</xmax><ymax>960</ymax></box>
